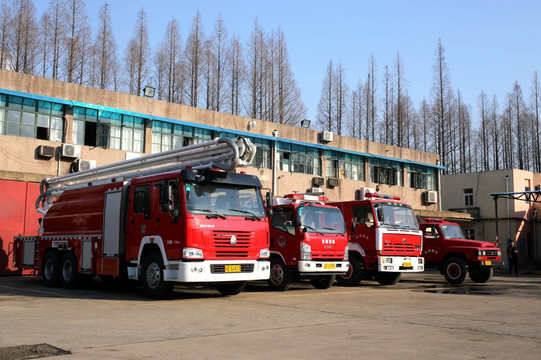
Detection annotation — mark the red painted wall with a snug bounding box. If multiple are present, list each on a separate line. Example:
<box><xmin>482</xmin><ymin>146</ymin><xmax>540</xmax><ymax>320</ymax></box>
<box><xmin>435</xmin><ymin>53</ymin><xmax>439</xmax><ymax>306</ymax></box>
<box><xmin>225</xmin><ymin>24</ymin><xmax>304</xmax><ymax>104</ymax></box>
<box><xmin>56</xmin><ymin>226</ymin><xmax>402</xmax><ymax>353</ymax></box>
<box><xmin>0</xmin><ymin>180</ymin><xmax>41</xmax><ymax>274</ymax></box>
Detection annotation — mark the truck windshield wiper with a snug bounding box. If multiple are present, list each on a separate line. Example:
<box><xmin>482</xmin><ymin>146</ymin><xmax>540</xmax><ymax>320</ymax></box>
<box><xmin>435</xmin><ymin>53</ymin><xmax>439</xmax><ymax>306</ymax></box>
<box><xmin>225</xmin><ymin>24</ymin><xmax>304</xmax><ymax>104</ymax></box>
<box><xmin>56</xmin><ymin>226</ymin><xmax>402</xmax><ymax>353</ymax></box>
<box><xmin>303</xmin><ymin>225</ymin><xmax>325</xmax><ymax>235</ymax></box>
<box><xmin>191</xmin><ymin>208</ymin><xmax>227</xmax><ymax>219</ymax></box>
<box><xmin>322</xmin><ymin>226</ymin><xmax>344</xmax><ymax>234</ymax></box>
<box><xmin>228</xmin><ymin>208</ymin><xmax>262</xmax><ymax>220</ymax></box>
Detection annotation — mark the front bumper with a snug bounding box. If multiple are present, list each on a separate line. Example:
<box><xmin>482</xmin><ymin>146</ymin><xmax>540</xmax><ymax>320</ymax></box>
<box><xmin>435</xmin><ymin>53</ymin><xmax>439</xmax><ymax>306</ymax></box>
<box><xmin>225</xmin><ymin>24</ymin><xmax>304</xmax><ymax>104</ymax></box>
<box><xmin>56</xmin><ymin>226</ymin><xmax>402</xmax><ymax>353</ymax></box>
<box><xmin>298</xmin><ymin>260</ymin><xmax>349</xmax><ymax>274</ymax></box>
<box><xmin>378</xmin><ymin>256</ymin><xmax>424</xmax><ymax>272</ymax></box>
<box><xmin>163</xmin><ymin>260</ymin><xmax>270</xmax><ymax>282</ymax></box>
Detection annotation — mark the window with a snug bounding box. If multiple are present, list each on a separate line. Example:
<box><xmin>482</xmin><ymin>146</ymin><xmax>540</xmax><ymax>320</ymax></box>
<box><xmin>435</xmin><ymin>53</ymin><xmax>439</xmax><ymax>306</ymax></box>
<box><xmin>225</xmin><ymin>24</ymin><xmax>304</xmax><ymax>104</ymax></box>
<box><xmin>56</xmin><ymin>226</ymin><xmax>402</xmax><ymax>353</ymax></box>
<box><xmin>465</xmin><ymin>229</ymin><xmax>475</xmax><ymax>240</ymax></box>
<box><xmin>278</xmin><ymin>143</ymin><xmax>321</xmax><ymax>175</ymax></box>
<box><xmin>133</xmin><ymin>185</ymin><xmax>151</xmax><ymax>219</ymax></box>
<box><xmin>464</xmin><ymin>188</ymin><xmax>473</xmax><ymax>207</ymax></box>
<box><xmin>271</xmin><ymin>207</ymin><xmax>295</xmax><ymax>236</ymax></box>
<box><xmin>152</xmin><ymin>121</ymin><xmax>212</xmax><ymax>153</ymax></box>
<box><xmin>352</xmin><ymin>205</ymin><xmax>374</xmax><ymax>228</ymax></box>
<box><xmin>0</xmin><ymin>95</ymin><xmax>64</xmax><ymax>141</ymax></box>
<box><xmin>408</xmin><ymin>164</ymin><xmax>437</xmax><ymax>190</ymax></box>
<box><xmin>325</xmin><ymin>150</ymin><xmax>365</xmax><ymax>181</ymax></box>
<box><xmin>73</xmin><ymin>107</ymin><xmax>144</xmax><ymax>152</ymax></box>
<box><xmin>370</xmin><ymin>158</ymin><xmax>403</xmax><ymax>186</ymax></box>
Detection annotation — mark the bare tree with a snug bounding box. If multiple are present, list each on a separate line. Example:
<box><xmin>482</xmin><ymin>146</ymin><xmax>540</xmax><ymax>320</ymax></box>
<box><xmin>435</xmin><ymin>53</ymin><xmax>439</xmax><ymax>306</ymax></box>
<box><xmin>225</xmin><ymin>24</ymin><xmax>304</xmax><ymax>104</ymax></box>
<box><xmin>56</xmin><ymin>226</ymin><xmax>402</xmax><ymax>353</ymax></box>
<box><xmin>209</xmin><ymin>16</ymin><xmax>228</xmax><ymax>111</ymax></box>
<box><xmin>124</xmin><ymin>8</ymin><xmax>151</xmax><ymax>96</ymax></box>
<box><xmin>381</xmin><ymin>65</ymin><xmax>394</xmax><ymax>144</ymax></box>
<box><xmin>334</xmin><ymin>62</ymin><xmax>348</xmax><ymax>135</ymax></box>
<box><xmin>246</xmin><ymin>19</ymin><xmax>265</xmax><ymax>119</ymax></box>
<box><xmin>490</xmin><ymin>95</ymin><xmax>501</xmax><ymax>170</ymax></box>
<box><xmin>42</xmin><ymin>0</ymin><xmax>65</xmax><ymax>79</ymax></box>
<box><xmin>0</xmin><ymin>1</ymin><xmax>10</xmax><ymax>70</ymax></box>
<box><xmin>477</xmin><ymin>91</ymin><xmax>490</xmax><ymax>171</ymax></box>
<box><xmin>64</xmin><ymin>0</ymin><xmax>90</xmax><ymax>83</ymax></box>
<box><xmin>317</xmin><ymin>59</ymin><xmax>334</xmax><ymax>132</ymax></box>
<box><xmin>226</xmin><ymin>34</ymin><xmax>244</xmax><ymax>115</ymax></box>
<box><xmin>155</xmin><ymin>19</ymin><xmax>183</xmax><ymax>103</ymax></box>
<box><xmin>10</xmin><ymin>0</ymin><xmax>39</xmax><ymax>74</ymax></box>
<box><xmin>95</xmin><ymin>2</ymin><xmax>117</xmax><ymax>90</ymax></box>
<box><xmin>185</xmin><ymin>12</ymin><xmax>204</xmax><ymax>107</ymax></box>
<box><xmin>531</xmin><ymin>72</ymin><xmax>541</xmax><ymax>172</ymax></box>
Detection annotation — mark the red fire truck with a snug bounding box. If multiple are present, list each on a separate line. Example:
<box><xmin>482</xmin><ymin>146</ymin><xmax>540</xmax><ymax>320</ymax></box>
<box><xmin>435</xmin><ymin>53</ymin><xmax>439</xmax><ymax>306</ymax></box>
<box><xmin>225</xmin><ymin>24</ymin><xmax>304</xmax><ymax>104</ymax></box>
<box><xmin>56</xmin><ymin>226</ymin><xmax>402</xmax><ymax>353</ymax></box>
<box><xmin>13</xmin><ymin>137</ymin><xmax>271</xmax><ymax>298</ymax></box>
<box><xmin>420</xmin><ymin>218</ymin><xmax>501</xmax><ymax>284</ymax></box>
<box><xmin>330</xmin><ymin>192</ymin><xmax>424</xmax><ymax>286</ymax></box>
<box><xmin>268</xmin><ymin>193</ymin><xmax>349</xmax><ymax>291</ymax></box>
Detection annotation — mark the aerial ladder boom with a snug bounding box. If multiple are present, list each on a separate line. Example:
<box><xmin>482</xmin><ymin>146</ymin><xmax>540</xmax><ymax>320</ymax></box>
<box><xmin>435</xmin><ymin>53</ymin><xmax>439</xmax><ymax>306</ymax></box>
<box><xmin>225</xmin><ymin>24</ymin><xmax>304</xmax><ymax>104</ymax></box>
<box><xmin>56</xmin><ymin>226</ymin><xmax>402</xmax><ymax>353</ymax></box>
<box><xmin>37</xmin><ymin>136</ymin><xmax>256</xmax><ymax>216</ymax></box>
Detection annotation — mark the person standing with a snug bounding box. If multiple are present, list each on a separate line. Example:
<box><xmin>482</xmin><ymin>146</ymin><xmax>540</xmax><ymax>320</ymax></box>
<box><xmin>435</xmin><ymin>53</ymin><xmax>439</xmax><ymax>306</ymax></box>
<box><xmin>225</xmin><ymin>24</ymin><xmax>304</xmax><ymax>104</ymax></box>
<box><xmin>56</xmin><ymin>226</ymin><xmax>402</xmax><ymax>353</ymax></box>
<box><xmin>507</xmin><ymin>240</ymin><xmax>518</xmax><ymax>276</ymax></box>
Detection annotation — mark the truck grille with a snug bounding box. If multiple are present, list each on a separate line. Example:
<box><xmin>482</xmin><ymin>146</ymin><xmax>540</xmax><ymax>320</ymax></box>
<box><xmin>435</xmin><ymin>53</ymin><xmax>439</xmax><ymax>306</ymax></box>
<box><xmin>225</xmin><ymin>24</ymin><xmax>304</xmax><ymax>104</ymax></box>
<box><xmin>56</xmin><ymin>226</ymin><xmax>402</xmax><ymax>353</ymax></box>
<box><xmin>312</xmin><ymin>253</ymin><xmax>343</xmax><ymax>261</ymax></box>
<box><xmin>212</xmin><ymin>230</ymin><xmax>252</xmax><ymax>258</ymax></box>
<box><xmin>211</xmin><ymin>264</ymin><xmax>254</xmax><ymax>273</ymax></box>
<box><xmin>486</xmin><ymin>250</ymin><xmax>499</xmax><ymax>256</ymax></box>
<box><xmin>383</xmin><ymin>242</ymin><xmax>416</xmax><ymax>253</ymax></box>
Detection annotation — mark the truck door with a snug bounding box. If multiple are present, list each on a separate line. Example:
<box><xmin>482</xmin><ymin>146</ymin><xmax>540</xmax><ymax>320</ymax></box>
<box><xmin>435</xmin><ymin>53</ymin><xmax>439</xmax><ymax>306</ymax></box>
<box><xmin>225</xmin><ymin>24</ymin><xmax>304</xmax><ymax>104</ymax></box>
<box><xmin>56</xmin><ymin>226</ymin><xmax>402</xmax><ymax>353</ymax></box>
<box><xmin>270</xmin><ymin>207</ymin><xmax>296</xmax><ymax>264</ymax></box>
<box><xmin>126</xmin><ymin>184</ymin><xmax>152</xmax><ymax>260</ymax></box>
<box><xmin>422</xmin><ymin>225</ymin><xmax>441</xmax><ymax>262</ymax></box>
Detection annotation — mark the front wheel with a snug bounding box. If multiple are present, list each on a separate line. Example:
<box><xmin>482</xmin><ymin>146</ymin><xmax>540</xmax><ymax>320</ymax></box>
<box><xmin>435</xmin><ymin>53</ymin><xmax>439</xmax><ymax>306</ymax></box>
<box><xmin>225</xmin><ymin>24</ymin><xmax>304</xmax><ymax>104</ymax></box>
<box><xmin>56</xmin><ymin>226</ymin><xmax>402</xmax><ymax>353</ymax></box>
<box><xmin>141</xmin><ymin>251</ymin><xmax>173</xmax><ymax>299</ymax></box>
<box><xmin>310</xmin><ymin>275</ymin><xmax>336</xmax><ymax>289</ymax></box>
<box><xmin>443</xmin><ymin>257</ymin><xmax>467</xmax><ymax>285</ymax></box>
<box><xmin>216</xmin><ymin>281</ymin><xmax>246</xmax><ymax>296</ymax></box>
<box><xmin>469</xmin><ymin>266</ymin><xmax>493</xmax><ymax>283</ymax></box>
<box><xmin>60</xmin><ymin>251</ymin><xmax>81</xmax><ymax>289</ymax></box>
<box><xmin>268</xmin><ymin>257</ymin><xmax>292</xmax><ymax>291</ymax></box>
<box><xmin>336</xmin><ymin>253</ymin><xmax>363</xmax><ymax>286</ymax></box>
<box><xmin>42</xmin><ymin>251</ymin><xmax>61</xmax><ymax>287</ymax></box>
<box><xmin>375</xmin><ymin>272</ymin><xmax>402</xmax><ymax>286</ymax></box>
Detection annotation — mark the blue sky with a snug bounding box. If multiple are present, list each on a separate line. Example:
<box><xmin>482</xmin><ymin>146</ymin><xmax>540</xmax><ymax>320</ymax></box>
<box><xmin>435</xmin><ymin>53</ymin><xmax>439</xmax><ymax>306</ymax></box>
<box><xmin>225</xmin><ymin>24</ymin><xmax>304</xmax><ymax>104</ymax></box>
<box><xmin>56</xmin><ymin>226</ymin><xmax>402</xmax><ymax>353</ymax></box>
<box><xmin>35</xmin><ymin>0</ymin><xmax>541</xmax><ymax>126</ymax></box>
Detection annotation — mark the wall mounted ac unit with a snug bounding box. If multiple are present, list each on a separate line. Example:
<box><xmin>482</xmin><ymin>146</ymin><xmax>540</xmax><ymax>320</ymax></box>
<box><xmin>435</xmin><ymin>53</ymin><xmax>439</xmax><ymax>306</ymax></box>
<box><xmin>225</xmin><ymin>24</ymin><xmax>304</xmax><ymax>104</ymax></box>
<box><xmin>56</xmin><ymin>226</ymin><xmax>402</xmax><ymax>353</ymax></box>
<box><xmin>61</xmin><ymin>144</ymin><xmax>81</xmax><ymax>158</ymax></box>
<box><xmin>425</xmin><ymin>190</ymin><xmax>438</xmax><ymax>204</ymax></box>
<box><xmin>321</xmin><ymin>131</ymin><xmax>334</xmax><ymax>143</ymax></box>
<box><xmin>77</xmin><ymin>159</ymin><xmax>96</xmax><ymax>172</ymax></box>
<box><xmin>312</xmin><ymin>177</ymin><xmax>325</xmax><ymax>187</ymax></box>
<box><xmin>37</xmin><ymin>145</ymin><xmax>55</xmax><ymax>158</ymax></box>
<box><xmin>355</xmin><ymin>187</ymin><xmax>375</xmax><ymax>200</ymax></box>
<box><xmin>327</xmin><ymin>177</ymin><xmax>339</xmax><ymax>188</ymax></box>
<box><xmin>310</xmin><ymin>187</ymin><xmax>323</xmax><ymax>194</ymax></box>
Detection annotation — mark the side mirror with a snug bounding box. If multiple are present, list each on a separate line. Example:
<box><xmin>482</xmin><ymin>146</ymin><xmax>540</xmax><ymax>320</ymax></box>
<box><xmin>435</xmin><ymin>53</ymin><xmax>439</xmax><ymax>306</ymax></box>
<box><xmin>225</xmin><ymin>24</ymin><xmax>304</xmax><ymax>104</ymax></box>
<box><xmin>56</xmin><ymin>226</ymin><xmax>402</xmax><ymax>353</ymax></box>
<box><xmin>295</xmin><ymin>216</ymin><xmax>302</xmax><ymax>228</ymax></box>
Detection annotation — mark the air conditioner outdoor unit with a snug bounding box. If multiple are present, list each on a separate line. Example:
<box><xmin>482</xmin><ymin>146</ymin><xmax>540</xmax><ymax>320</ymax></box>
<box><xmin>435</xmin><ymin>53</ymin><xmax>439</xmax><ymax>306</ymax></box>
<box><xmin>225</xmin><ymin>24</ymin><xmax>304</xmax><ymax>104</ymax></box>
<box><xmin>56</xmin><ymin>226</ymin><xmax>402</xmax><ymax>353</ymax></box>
<box><xmin>77</xmin><ymin>159</ymin><xmax>96</xmax><ymax>172</ymax></box>
<box><xmin>38</xmin><ymin>145</ymin><xmax>55</xmax><ymax>158</ymax></box>
<box><xmin>321</xmin><ymin>131</ymin><xmax>334</xmax><ymax>143</ymax></box>
<box><xmin>425</xmin><ymin>190</ymin><xmax>438</xmax><ymax>204</ymax></box>
<box><xmin>312</xmin><ymin>177</ymin><xmax>325</xmax><ymax>187</ymax></box>
<box><xmin>327</xmin><ymin>177</ymin><xmax>339</xmax><ymax>188</ymax></box>
<box><xmin>310</xmin><ymin>187</ymin><xmax>323</xmax><ymax>194</ymax></box>
<box><xmin>62</xmin><ymin>144</ymin><xmax>81</xmax><ymax>158</ymax></box>
<box><xmin>355</xmin><ymin>187</ymin><xmax>375</xmax><ymax>200</ymax></box>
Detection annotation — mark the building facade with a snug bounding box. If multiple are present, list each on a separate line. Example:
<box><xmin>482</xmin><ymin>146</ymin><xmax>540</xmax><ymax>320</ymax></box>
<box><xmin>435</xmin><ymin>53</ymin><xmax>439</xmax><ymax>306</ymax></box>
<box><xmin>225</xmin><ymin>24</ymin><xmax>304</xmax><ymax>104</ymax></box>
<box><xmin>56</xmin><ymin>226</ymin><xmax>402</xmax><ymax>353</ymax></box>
<box><xmin>0</xmin><ymin>69</ymin><xmax>441</xmax><ymax>273</ymax></box>
<box><xmin>442</xmin><ymin>169</ymin><xmax>541</xmax><ymax>273</ymax></box>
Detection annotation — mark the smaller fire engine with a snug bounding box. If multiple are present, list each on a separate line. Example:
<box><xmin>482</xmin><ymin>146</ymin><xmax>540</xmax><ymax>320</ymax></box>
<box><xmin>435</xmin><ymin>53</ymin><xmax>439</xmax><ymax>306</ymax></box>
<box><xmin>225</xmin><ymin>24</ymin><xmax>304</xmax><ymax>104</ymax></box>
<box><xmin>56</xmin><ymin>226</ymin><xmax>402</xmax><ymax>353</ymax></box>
<box><xmin>420</xmin><ymin>218</ymin><xmax>501</xmax><ymax>284</ymax></box>
<box><xmin>330</xmin><ymin>192</ymin><xmax>424</xmax><ymax>286</ymax></box>
<box><xmin>267</xmin><ymin>193</ymin><xmax>349</xmax><ymax>291</ymax></box>
<box><xmin>13</xmin><ymin>137</ymin><xmax>271</xmax><ymax>298</ymax></box>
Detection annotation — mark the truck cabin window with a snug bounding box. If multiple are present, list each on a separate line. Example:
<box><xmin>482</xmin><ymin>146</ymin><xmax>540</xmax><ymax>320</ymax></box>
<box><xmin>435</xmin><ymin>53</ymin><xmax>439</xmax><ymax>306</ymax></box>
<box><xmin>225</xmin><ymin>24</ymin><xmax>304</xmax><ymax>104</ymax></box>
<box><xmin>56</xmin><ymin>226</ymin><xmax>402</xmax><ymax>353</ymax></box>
<box><xmin>373</xmin><ymin>202</ymin><xmax>418</xmax><ymax>230</ymax></box>
<box><xmin>185</xmin><ymin>183</ymin><xmax>266</xmax><ymax>219</ymax></box>
<box><xmin>352</xmin><ymin>205</ymin><xmax>374</xmax><ymax>228</ymax></box>
<box><xmin>133</xmin><ymin>185</ymin><xmax>151</xmax><ymax>219</ymax></box>
<box><xmin>440</xmin><ymin>225</ymin><xmax>465</xmax><ymax>239</ymax></box>
<box><xmin>271</xmin><ymin>208</ymin><xmax>295</xmax><ymax>235</ymax></box>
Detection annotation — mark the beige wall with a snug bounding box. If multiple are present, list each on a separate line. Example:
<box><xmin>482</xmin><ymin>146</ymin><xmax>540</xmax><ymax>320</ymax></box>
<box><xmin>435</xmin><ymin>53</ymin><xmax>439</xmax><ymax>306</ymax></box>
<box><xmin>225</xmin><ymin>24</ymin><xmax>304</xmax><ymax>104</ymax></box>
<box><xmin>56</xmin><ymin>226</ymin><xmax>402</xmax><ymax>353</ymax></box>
<box><xmin>0</xmin><ymin>69</ymin><xmax>440</xmax><ymax>209</ymax></box>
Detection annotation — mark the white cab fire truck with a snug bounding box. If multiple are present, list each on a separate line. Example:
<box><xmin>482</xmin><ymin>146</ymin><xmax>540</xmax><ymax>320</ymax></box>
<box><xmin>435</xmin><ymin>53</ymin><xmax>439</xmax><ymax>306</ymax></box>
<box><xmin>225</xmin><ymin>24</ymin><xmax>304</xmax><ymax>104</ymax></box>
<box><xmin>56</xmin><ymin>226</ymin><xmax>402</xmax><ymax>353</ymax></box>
<box><xmin>13</xmin><ymin>137</ymin><xmax>271</xmax><ymax>298</ymax></box>
<box><xmin>330</xmin><ymin>191</ymin><xmax>424</xmax><ymax>286</ymax></box>
<box><xmin>268</xmin><ymin>193</ymin><xmax>349</xmax><ymax>290</ymax></box>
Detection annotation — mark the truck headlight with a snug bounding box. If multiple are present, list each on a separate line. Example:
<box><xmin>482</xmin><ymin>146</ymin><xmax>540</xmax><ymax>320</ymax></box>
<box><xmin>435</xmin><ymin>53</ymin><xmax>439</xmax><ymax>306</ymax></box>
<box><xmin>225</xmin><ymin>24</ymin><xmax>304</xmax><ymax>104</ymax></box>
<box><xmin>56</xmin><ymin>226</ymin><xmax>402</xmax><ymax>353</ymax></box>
<box><xmin>260</xmin><ymin>248</ymin><xmax>270</xmax><ymax>258</ymax></box>
<box><xmin>476</xmin><ymin>250</ymin><xmax>486</xmax><ymax>256</ymax></box>
<box><xmin>183</xmin><ymin>247</ymin><xmax>203</xmax><ymax>259</ymax></box>
<box><xmin>300</xmin><ymin>242</ymin><xmax>311</xmax><ymax>261</ymax></box>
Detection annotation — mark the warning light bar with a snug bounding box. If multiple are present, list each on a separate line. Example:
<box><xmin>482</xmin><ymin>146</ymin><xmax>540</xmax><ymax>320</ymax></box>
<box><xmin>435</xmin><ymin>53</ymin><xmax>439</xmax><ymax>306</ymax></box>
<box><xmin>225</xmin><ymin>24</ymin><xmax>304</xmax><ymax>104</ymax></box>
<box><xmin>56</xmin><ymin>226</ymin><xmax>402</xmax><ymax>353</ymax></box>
<box><xmin>364</xmin><ymin>192</ymin><xmax>401</xmax><ymax>200</ymax></box>
<box><xmin>284</xmin><ymin>193</ymin><xmax>329</xmax><ymax>203</ymax></box>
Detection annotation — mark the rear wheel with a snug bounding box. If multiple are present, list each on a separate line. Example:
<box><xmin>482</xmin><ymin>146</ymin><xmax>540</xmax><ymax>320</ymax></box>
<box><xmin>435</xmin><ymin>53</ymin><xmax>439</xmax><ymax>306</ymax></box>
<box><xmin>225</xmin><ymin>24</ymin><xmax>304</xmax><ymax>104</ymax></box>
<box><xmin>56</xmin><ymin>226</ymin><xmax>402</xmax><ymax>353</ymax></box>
<box><xmin>268</xmin><ymin>257</ymin><xmax>292</xmax><ymax>291</ymax></box>
<box><xmin>141</xmin><ymin>251</ymin><xmax>173</xmax><ymax>299</ymax></box>
<box><xmin>216</xmin><ymin>281</ymin><xmax>246</xmax><ymax>296</ymax></box>
<box><xmin>375</xmin><ymin>272</ymin><xmax>402</xmax><ymax>285</ymax></box>
<box><xmin>310</xmin><ymin>275</ymin><xmax>336</xmax><ymax>289</ymax></box>
<box><xmin>42</xmin><ymin>251</ymin><xmax>61</xmax><ymax>287</ymax></box>
<box><xmin>336</xmin><ymin>253</ymin><xmax>363</xmax><ymax>286</ymax></box>
<box><xmin>60</xmin><ymin>251</ymin><xmax>81</xmax><ymax>289</ymax></box>
<box><xmin>469</xmin><ymin>265</ymin><xmax>493</xmax><ymax>283</ymax></box>
<box><xmin>443</xmin><ymin>257</ymin><xmax>467</xmax><ymax>285</ymax></box>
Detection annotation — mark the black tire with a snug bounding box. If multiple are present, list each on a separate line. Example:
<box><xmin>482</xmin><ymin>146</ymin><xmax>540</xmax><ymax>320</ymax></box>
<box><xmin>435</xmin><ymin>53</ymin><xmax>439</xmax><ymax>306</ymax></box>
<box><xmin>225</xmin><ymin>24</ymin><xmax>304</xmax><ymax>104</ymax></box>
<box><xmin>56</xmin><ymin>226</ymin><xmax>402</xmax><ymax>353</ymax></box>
<box><xmin>375</xmin><ymin>272</ymin><xmax>402</xmax><ymax>286</ymax></box>
<box><xmin>60</xmin><ymin>251</ymin><xmax>81</xmax><ymax>289</ymax></box>
<box><xmin>42</xmin><ymin>250</ymin><xmax>61</xmax><ymax>287</ymax></box>
<box><xmin>469</xmin><ymin>265</ymin><xmax>493</xmax><ymax>283</ymax></box>
<box><xmin>336</xmin><ymin>253</ymin><xmax>363</xmax><ymax>286</ymax></box>
<box><xmin>141</xmin><ymin>251</ymin><xmax>173</xmax><ymax>299</ymax></box>
<box><xmin>216</xmin><ymin>281</ymin><xmax>246</xmax><ymax>296</ymax></box>
<box><xmin>443</xmin><ymin>257</ymin><xmax>467</xmax><ymax>285</ymax></box>
<box><xmin>310</xmin><ymin>275</ymin><xmax>336</xmax><ymax>289</ymax></box>
<box><xmin>268</xmin><ymin>257</ymin><xmax>292</xmax><ymax>291</ymax></box>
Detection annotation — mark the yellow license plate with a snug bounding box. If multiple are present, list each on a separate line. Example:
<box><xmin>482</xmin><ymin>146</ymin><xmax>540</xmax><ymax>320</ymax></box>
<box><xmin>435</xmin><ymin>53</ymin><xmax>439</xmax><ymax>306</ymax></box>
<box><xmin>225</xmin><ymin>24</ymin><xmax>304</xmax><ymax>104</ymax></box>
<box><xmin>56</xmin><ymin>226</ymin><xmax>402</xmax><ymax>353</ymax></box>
<box><xmin>484</xmin><ymin>261</ymin><xmax>492</xmax><ymax>266</ymax></box>
<box><xmin>324</xmin><ymin>263</ymin><xmax>336</xmax><ymax>269</ymax></box>
<box><xmin>403</xmin><ymin>262</ymin><xmax>412</xmax><ymax>268</ymax></box>
<box><xmin>225</xmin><ymin>265</ymin><xmax>241</xmax><ymax>273</ymax></box>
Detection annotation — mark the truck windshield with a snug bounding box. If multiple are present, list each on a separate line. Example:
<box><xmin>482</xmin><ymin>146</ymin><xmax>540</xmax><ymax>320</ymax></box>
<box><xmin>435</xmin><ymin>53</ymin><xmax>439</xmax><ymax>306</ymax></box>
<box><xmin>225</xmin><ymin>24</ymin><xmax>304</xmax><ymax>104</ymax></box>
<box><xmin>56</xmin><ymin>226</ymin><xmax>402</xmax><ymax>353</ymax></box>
<box><xmin>185</xmin><ymin>183</ymin><xmax>266</xmax><ymax>219</ymax></box>
<box><xmin>440</xmin><ymin>224</ymin><xmax>465</xmax><ymax>239</ymax></box>
<box><xmin>374</xmin><ymin>203</ymin><xmax>418</xmax><ymax>230</ymax></box>
<box><xmin>299</xmin><ymin>205</ymin><xmax>346</xmax><ymax>234</ymax></box>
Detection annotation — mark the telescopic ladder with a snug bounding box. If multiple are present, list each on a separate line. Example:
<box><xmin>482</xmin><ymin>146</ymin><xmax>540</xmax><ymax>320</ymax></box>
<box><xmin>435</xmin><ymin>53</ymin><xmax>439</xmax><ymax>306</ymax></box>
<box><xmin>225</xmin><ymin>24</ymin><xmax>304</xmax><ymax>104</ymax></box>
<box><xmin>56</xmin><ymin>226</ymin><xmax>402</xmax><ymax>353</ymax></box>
<box><xmin>36</xmin><ymin>136</ymin><xmax>256</xmax><ymax>216</ymax></box>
